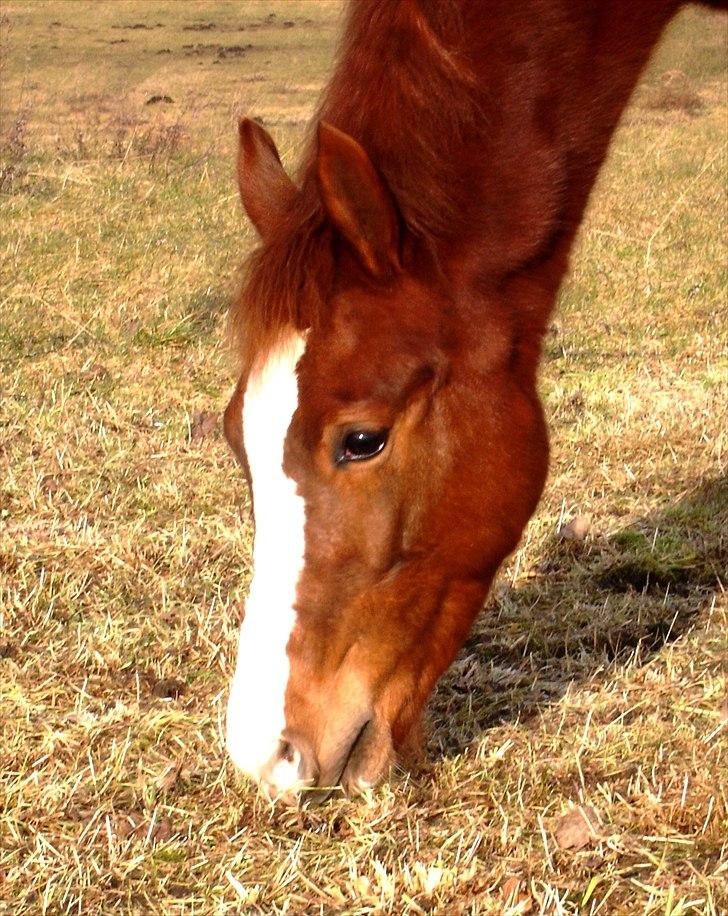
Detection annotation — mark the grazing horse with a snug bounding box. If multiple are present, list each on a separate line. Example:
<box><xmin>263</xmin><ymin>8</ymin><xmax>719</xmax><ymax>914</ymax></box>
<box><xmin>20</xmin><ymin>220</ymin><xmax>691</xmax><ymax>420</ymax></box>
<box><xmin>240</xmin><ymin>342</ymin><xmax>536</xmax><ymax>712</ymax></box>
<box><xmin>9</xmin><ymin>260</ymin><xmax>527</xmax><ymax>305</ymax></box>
<box><xmin>223</xmin><ymin>0</ymin><xmax>726</xmax><ymax>801</ymax></box>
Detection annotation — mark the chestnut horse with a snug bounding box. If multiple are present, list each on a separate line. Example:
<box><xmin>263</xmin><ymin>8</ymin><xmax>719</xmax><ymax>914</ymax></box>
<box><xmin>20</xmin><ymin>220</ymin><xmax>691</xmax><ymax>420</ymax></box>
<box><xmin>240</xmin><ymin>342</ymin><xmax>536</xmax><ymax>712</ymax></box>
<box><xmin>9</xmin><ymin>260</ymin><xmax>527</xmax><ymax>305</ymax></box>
<box><xmin>223</xmin><ymin>0</ymin><xmax>725</xmax><ymax>801</ymax></box>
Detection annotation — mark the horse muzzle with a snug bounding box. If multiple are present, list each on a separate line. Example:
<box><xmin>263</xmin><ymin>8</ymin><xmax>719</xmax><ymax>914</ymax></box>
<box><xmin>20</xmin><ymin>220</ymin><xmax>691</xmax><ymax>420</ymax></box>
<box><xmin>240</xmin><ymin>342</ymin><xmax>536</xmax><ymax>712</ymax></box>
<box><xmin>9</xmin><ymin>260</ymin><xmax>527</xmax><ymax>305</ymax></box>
<box><xmin>228</xmin><ymin>712</ymin><xmax>393</xmax><ymax>804</ymax></box>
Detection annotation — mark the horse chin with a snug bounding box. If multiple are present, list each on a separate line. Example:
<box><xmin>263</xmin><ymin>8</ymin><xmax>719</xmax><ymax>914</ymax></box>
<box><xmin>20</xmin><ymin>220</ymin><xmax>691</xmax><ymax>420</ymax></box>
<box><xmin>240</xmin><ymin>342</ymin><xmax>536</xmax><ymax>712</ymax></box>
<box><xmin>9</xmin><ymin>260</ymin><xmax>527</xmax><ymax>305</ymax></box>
<box><xmin>340</xmin><ymin>715</ymin><xmax>394</xmax><ymax>796</ymax></box>
<box><xmin>296</xmin><ymin>715</ymin><xmax>394</xmax><ymax>806</ymax></box>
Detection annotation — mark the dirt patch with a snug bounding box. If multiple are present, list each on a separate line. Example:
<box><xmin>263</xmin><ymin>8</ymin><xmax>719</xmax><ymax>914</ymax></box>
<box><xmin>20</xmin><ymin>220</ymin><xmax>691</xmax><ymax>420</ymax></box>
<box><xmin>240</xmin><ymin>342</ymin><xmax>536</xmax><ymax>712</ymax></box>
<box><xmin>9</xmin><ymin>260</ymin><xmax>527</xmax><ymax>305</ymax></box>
<box><xmin>112</xmin><ymin>22</ymin><xmax>163</xmax><ymax>31</ymax></box>
<box><xmin>189</xmin><ymin>410</ymin><xmax>217</xmax><ymax>442</ymax></box>
<box><xmin>643</xmin><ymin>69</ymin><xmax>704</xmax><ymax>114</ymax></box>
<box><xmin>239</xmin><ymin>16</ymin><xmax>312</xmax><ymax>32</ymax></box>
<box><xmin>151</xmin><ymin>678</ymin><xmax>186</xmax><ymax>700</ymax></box>
<box><xmin>182</xmin><ymin>42</ymin><xmax>253</xmax><ymax>59</ymax></box>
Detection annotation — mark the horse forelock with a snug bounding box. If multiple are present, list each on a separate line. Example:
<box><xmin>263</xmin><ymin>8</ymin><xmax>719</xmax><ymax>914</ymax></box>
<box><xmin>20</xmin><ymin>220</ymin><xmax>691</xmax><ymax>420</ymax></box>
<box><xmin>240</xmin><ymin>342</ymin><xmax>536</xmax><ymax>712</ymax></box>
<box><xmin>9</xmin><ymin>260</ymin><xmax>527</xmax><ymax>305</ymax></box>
<box><xmin>228</xmin><ymin>193</ymin><xmax>332</xmax><ymax>376</ymax></box>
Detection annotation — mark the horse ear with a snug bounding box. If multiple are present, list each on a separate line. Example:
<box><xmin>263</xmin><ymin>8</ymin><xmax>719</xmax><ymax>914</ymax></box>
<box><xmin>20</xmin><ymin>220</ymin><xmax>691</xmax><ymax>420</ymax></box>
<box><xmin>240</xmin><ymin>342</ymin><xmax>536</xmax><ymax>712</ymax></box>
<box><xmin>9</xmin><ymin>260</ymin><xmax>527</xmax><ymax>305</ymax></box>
<box><xmin>237</xmin><ymin>118</ymin><xmax>297</xmax><ymax>238</ymax></box>
<box><xmin>316</xmin><ymin>122</ymin><xmax>400</xmax><ymax>279</ymax></box>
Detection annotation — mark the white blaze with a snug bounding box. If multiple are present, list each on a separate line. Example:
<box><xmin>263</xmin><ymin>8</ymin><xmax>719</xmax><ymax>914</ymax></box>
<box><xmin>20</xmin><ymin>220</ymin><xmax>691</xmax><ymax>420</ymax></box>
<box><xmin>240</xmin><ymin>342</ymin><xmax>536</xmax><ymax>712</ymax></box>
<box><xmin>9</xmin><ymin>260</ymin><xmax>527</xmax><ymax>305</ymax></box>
<box><xmin>226</xmin><ymin>333</ymin><xmax>307</xmax><ymax>790</ymax></box>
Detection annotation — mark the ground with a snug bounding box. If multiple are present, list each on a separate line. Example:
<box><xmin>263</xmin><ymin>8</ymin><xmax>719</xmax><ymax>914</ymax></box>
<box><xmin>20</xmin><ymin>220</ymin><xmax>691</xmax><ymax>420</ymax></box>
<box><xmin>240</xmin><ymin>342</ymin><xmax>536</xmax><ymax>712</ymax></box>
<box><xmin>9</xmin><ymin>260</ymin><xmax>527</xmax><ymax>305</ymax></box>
<box><xmin>0</xmin><ymin>2</ymin><xmax>726</xmax><ymax>914</ymax></box>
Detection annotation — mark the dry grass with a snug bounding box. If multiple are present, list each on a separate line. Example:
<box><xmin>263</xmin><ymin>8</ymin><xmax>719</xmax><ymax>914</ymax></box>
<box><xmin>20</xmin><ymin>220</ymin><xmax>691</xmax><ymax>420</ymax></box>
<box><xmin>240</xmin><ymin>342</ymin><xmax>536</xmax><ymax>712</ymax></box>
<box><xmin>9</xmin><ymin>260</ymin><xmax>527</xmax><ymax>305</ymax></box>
<box><xmin>1</xmin><ymin>2</ymin><xmax>726</xmax><ymax>913</ymax></box>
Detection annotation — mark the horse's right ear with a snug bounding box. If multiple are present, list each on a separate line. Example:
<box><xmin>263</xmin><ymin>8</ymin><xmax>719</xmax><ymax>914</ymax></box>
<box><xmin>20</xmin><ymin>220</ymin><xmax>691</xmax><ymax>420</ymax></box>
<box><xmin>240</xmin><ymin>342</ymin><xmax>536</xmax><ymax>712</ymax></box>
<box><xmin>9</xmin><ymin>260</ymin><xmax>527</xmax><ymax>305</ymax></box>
<box><xmin>237</xmin><ymin>118</ymin><xmax>297</xmax><ymax>239</ymax></box>
<box><xmin>316</xmin><ymin>122</ymin><xmax>400</xmax><ymax>280</ymax></box>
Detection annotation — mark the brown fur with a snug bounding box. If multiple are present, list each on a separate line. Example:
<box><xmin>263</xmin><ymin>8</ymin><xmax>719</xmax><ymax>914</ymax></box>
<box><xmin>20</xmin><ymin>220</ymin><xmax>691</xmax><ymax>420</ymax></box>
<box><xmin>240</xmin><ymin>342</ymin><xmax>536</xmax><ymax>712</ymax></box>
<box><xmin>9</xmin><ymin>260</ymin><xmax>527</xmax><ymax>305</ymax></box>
<box><xmin>225</xmin><ymin>0</ymin><xmax>725</xmax><ymax>795</ymax></box>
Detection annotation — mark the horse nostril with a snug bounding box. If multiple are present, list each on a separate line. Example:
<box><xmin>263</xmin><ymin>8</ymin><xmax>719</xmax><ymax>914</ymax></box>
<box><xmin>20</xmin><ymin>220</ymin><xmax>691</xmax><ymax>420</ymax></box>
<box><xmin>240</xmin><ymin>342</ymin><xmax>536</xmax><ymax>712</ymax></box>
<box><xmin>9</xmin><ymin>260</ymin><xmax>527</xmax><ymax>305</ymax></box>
<box><xmin>257</xmin><ymin>734</ymin><xmax>321</xmax><ymax>801</ymax></box>
<box><xmin>278</xmin><ymin>740</ymin><xmax>298</xmax><ymax>766</ymax></box>
<box><xmin>269</xmin><ymin>732</ymin><xmax>319</xmax><ymax>792</ymax></box>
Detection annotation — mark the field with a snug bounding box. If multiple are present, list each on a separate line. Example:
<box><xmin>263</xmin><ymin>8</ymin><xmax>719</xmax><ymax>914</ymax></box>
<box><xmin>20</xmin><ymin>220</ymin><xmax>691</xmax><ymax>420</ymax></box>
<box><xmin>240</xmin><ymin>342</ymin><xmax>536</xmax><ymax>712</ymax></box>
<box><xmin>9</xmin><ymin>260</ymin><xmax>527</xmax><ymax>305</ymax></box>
<box><xmin>1</xmin><ymin>1</ymin><xmax>726</xmax><ymax>913</ymax></box>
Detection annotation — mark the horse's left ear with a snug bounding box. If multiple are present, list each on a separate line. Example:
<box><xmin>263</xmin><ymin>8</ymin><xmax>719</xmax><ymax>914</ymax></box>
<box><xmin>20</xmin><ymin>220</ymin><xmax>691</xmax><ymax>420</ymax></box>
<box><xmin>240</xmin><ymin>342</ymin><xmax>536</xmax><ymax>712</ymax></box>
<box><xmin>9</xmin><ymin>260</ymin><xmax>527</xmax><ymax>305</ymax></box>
<box><xmin>237</xmin><ymin>118</ymin><xmax>297</xmax><ymax>239</ymax></box>
<box><xmin>316</xmin><ymin>122</ymin><xmax>400</xmax><ymax>280</ymax></box>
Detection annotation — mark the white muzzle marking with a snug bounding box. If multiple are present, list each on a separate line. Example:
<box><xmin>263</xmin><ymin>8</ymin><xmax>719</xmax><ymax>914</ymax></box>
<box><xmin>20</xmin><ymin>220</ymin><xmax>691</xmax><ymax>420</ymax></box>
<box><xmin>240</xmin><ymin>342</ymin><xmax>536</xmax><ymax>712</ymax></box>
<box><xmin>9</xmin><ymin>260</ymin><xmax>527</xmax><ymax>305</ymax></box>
<box><xmin>226</xmin><ymin>333</ymin><xmax>307</xmax><ymax>793</ymax></box>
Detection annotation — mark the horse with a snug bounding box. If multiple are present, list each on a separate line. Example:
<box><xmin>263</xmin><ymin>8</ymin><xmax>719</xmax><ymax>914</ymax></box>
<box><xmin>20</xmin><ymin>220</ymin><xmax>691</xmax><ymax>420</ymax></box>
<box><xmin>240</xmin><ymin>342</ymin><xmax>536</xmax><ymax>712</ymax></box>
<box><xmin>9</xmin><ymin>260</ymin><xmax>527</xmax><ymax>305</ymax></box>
<box><xmin>222</xmin><ymin>0</ymin><xmax>726</xmax><ymax>802</ymax></box>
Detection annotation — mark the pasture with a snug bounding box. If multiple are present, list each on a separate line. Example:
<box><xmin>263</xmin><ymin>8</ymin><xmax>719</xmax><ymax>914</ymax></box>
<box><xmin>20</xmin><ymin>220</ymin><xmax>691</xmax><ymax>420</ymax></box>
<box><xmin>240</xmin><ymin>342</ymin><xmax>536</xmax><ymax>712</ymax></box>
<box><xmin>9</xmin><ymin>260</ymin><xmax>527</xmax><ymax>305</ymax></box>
<box><xmin>1</xmin><ymin>1</ymin><xmax>726</xmax><ymax>912</ymax></box>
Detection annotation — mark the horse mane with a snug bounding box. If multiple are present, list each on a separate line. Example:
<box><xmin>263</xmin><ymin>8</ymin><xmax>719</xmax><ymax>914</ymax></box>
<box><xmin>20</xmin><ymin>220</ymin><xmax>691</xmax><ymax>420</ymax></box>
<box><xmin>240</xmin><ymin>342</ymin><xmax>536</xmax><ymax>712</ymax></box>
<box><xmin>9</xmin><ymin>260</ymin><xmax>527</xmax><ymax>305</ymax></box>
<box><xmin>229</xmin><ymin>0</ymin><xmax>480</xmax><ymax>372</ymax></box>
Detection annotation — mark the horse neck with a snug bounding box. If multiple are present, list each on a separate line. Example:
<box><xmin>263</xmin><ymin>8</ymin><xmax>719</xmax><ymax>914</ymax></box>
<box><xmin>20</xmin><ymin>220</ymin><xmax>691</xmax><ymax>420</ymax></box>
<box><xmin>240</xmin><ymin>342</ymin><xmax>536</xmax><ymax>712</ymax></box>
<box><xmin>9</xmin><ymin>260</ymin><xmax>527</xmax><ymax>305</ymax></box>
<box><xmin>306</xmin><ymin>0</ymin><xmax>682</xmax><ymax>364</ymax></box>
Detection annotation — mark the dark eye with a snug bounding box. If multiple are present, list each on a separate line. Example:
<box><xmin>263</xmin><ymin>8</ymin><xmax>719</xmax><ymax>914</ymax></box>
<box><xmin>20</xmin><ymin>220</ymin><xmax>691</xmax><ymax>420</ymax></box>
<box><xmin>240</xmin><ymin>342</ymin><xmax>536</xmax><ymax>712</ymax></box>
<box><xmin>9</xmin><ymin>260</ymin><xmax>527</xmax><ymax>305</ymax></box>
<box><xmin>336</xmin><ymin>428</ymin><xmax>389</xmax><ymax>465</ymax></box>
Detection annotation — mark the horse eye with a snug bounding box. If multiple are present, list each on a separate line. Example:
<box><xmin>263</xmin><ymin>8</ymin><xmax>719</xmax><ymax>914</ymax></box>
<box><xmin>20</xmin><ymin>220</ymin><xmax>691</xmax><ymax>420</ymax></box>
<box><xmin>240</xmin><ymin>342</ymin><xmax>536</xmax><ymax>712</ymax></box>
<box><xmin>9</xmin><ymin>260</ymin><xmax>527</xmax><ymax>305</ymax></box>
<box><xmin>336</xmin><ymin>428</ymin><xmax>389</xmax><ymax>465</ymax></box>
